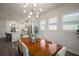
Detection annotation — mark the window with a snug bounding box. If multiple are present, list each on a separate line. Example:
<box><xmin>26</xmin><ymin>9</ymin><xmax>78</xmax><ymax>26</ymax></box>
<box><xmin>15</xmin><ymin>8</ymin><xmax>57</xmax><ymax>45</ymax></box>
<box><xmin>63</xmin><ymin>12</ymin><xmax>79</xmax><ymax>31</ymax></box>
<box><xmin>40</xmin><ymin>20</ymin><xmax>46</xmax><ymax>30</ymax></box>
<box><xmin>48</xmin><ymin>18</ymin><xmax>57</xmax><ymax>30</ymax></box>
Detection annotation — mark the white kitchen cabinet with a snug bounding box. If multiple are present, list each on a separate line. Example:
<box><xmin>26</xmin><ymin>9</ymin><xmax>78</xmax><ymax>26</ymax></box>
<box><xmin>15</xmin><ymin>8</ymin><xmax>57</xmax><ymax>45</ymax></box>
<box><xmin>12</xmin><ymin>32</ymin><xmax>21</xmax><ymax>42</ymax></box>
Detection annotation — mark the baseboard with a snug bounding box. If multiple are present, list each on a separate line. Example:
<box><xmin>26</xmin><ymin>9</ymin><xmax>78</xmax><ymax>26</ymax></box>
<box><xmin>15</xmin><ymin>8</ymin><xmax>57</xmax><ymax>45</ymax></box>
<box><xmin>67</xmin><ymin>48</ymin><xmax>79</xmax><ymax>55</ymax></box>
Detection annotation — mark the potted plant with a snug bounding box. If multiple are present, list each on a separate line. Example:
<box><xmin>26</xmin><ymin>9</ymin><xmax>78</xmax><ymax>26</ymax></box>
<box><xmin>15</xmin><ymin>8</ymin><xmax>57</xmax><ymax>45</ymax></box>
<box><xmin>32</xmin><ymin>26</ymin><xmax>38</xmax><ymax>43</ymax></box>
<box><xmin>77</xmin><ymin>25</ymin><xmax>79</xmax><ymax>38</ymax></box>
<box><xmin>77</xmin><ymin>25</ymin><xmax>79</xmax><ymax>33</ymax></box>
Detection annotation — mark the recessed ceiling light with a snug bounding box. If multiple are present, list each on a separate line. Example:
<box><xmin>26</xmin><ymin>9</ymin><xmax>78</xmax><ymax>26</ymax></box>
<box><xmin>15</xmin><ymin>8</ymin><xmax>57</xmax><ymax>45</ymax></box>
<box><xmin>29</xmin><ymin>11</ymin><xmax>33</xmax><ymax>15</ymax></box>
<box><xmin>28</xmin><ymin>15</ymin><xmax>31</xmax><ymax>18</ymax></box>
<box><xmin>23</xmin><ymin>10</ymin><xmax>26</xmax><ymax>13</ymax></box>
<box><xmin>39</xmin><ymin>8</ymin><xmax>43</xmax><ymax>11</ymax></box>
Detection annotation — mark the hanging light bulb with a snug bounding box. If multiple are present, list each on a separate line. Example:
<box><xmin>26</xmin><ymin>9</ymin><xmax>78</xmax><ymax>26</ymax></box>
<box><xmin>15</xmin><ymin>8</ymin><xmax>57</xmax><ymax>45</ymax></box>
<box><xmin>28</xmin><ymin>15</ymin><xmax>31</xmax><ymax>18</ymax></box>
<box><xmin>23</xmin><ymin>3</ymin><xmax>29</xmax><ymax>7</ymax></box>
<box><xmin>33</xmin><ymin>3</ymin><xmax>37</xmax><ymax>7</ymax></box>
<box><xmin>23</xmin><ymin>10</ymin><xmax>26</xmax><ymax>13</ymax></box>
<box><xmin>36</xmin><ymin>12</ymin><xmax>39</xmax><ymax>18</ymax></box>
<box><xmin>36</xmin><ymin>15</ymin><xmax>39</xmax><ymax>18</ymax></box>
<box><xmin>9</xmin><ymin>24</ymin><xmax>12</xmax><ymax>27</ymax></box>
<box><xmin>29</xmin><ymin>11</ymin><xmax>33</xmax><ymax>15</ymax></box>
<box><xmin>24</xmin><ymin>4</ymin><xmax>26</xmax><ymax>7</ymax></box>
<box><xmin>39</xmin><ymin>8</ymin><xmax>43</xmax><ymax>12</ymax></box>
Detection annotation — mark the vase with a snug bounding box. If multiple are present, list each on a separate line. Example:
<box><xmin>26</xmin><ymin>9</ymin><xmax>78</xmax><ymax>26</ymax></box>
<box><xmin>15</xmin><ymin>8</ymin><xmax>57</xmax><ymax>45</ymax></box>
<box><xmin>32</xmin><ymin>34</ymin><xmax>36</xmax><ymax>43</ymax></box>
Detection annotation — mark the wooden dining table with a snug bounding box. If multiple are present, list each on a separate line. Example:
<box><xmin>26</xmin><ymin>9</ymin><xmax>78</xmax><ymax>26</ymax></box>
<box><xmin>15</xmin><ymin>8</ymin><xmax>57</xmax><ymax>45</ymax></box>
<box><xmin>19</xmin><ymin>37</ymin><xmax>62</xmax><ymax>56</ymax></box>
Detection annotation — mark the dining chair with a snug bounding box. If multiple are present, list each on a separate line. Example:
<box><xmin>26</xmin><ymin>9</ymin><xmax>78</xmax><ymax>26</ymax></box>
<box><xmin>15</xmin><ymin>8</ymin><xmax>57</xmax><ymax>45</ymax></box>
<box><xmin>18</xmin><ymin>43</ymin><xmax>23</xmax><ymax>56</ymax></box>
<box><xmin>22</xmin><ymin>35</ymin><xmax>29</xmax><ymax>38</ymax></box>
<box><xmin>56</xmin><ymin>47</ymin><xmax>66</xmax><ymax>56</ymax></box>
<box><xmin>21</xmin><ymin>41</ymin><xmax>29</xmax><ymax>56</ymax></box>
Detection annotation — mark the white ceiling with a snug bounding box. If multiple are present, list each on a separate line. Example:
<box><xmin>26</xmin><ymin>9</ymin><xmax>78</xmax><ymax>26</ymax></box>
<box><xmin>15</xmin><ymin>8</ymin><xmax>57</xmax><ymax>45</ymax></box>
<box><xmin>0</xmin><ymin>3</ymin><xmax>64</xmax><ymax>20</ymax></box>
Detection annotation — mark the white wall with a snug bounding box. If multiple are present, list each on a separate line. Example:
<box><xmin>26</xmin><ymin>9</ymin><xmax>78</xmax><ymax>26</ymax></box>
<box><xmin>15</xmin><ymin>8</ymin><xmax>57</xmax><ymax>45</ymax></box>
<box><xmin>0</xmin><ymin>3</ymin><xmax>79</xmax><ymax>55</ymax></box>
<box><xmin>0</xmin><ymin>19</ymin><xmax>25</xmax><ymax>37</ymax></box>
<box><xmin>6</xmin><ymin>20</ymin><xmax>23</xmax><ymax>32</ymax></box>
<box><xmin>0</xmin><ymin>19</ymin><xmax>6</xmax><ymax>37</ymax></box>
<box><xmin>38</xmin><ymin>4</ymin><xmax>79</xmax><ymax>55</ymax></box>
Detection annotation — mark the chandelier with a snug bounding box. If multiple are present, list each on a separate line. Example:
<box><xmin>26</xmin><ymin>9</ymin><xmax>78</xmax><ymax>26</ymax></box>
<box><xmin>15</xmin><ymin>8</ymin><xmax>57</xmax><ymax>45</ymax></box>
<box><xmin>23</xmin><ymin>3</ymin><xmax>43</xmax><ymax>19</ymax></box>
<box><xmin>23</xmin><ymin>3</ymin><xmax>43</xmax><ymax>27</ymax></box>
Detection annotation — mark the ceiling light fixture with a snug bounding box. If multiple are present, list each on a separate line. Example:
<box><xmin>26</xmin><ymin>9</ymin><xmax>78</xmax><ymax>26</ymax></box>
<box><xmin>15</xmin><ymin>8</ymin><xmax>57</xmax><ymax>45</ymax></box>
<box><xmin>36</xmin><ymin>15</ymin><xmax>39</xmax><ymax>18</ymax></box>
<box><xmin>39</xmin><ymin>8</ymin><xmax>43</xmax><ymax>12</ymax></box>
<box><xmin>24</xmin><ymin>3</ymin><xmax>29</xmax><ymax>7</ymax></box>
<box><xmin>28</xmin><ymin>15</ymin><xmax>31</xmax><ymax>18</ymax></box>
<box><xmin>29</xmin><ymin>11</ymin><xmax>33</xmax><ymax>15</ymax></box>
<box><xmin>33</xmin><ymin>3</ymin><xmax>37</xmax><ymax>7</ymax></box>
<box><xmin>24</xmin><ymin>4</ymin><xmax>26</xmax><ymax>7</ymax></box>
<box><xmin>23</xmin><ymin>10</ymin><xmax>26</xmax><ymax>13</ymax></box>
<box><xmin>23</xmin><ymin>3</ymin><xmax>41</xmax><ymax>26</ymax></box>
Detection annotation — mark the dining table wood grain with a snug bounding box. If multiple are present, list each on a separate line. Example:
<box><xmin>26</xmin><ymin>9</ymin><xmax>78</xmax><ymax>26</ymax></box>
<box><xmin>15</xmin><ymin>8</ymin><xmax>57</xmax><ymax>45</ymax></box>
<box><xmin>19</xmin><ymin>37</ymin><xmax>62</xmax><ymax>56</ymax></box>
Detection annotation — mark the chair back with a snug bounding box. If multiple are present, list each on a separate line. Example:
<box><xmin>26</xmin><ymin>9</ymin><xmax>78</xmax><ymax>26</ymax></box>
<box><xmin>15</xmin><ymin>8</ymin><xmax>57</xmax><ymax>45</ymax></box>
<box><xmin>22</xmin><ymin>35</ymin><xmax>29</xmax><ymax>38</ymax></box>
<box><xmin>21</xmin><ymin>42</ymin><xmax>29</xmax><ymax>56</ymax></box>
<box><xmin>18</xmin><ymin>43</ymin><xmax>23</xmax><ymax>56</ymax></box>
<box><xmin>56</xmin><ymin>47</ymin><xmax>66</xmax><ymax>56</ymax></box>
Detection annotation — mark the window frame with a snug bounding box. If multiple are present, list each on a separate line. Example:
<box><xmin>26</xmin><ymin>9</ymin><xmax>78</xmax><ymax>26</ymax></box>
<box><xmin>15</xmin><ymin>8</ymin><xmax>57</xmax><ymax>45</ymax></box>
<box><xmin>63</xmin><ymin>12</ymin><xmax>79</xmax><ymax>31</ymax></box>
<box><xmin>40</xmin><ymin>20</ymin><xmax>46</xmax><ymax>30</ymax></box>
<box><xmin>48</xmin><ymin>17</ymin><xmax>57</xmax><ymax>30</ymax></box>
